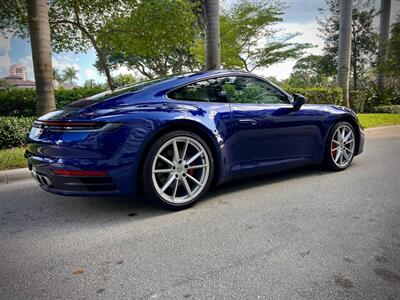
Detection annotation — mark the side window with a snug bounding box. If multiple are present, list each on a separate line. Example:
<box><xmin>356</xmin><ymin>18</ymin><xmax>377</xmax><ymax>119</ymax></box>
<box><xmin>168</xmin><ymin>78</ymin><xmax>228</xmax><ymax>102</ymax></box>
<box><xmin>221</xmin><ymin>76</ymin><xmax>288</xmax><ymax>104</ymax></box>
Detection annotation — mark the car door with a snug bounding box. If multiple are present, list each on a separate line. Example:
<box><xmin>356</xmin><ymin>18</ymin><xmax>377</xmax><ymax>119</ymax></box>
<box><xmin>221</xmin><ymin>75</ymin><xmax>321</xmax><ymax>173</ymax></box>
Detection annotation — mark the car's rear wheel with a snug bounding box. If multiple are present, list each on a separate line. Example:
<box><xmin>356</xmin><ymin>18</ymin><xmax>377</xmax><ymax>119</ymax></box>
<box><xmin>324</xmin><ymin>121</ymin><xmax>356</xmax><ymax>171</ymax></box>
<box><xmin>142</xmin><ymin>130</ymin><xmax>214</xmax><ymax>210</ymax></box>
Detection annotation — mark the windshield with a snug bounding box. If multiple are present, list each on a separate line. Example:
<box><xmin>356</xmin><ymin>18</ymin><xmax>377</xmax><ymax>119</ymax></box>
<box><xmin>64</xmin><ymin>75</ymin><xmax>177</xmax><ymax>109</ymax></box>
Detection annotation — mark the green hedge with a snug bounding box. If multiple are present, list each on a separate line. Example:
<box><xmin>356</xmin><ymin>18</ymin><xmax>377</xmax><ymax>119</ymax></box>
<box><xmin>0</xmin><ymin>86</ymin><xmax>106</xmax><ymax>117</ymax></box>
<box><xmin>286</xmin><ymin>88</ymin><xmax>372</xmax><ymax>113</ymax></box>
<box><xmin>370</xmin><ymin>105</ymin><xmax>400</xmax><ymax>114</ymax></box>
<box><xmin>285</xmin><ymin>87</ymin><xmax>343</xmax><ymax>106</ymax></box>
<box><xmin>0</xmin><ymin>116</ymin><xmax>36</xmax><ymax>150</ymax></box>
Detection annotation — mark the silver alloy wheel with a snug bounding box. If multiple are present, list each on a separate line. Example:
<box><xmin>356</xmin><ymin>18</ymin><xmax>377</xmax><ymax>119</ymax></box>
<box><xmin>151</xmin><ymin>136</ymin><xmax>210</xmax><ymax>204</ymax></box>
<box><xmin>330</xmin><ymin>124</ymin><xmax>355</xmax><ymax>168</ymax></box>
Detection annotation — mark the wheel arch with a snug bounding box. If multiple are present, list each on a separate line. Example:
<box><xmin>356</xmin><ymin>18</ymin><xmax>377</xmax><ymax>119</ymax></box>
<box><xmin>135</xmin><ymin>120</ymin><xmax>222</xmax><ymax>192</ymax></box>
<box><xmin>327</xmin><ymin>114</ymin><xmax>361</xmax><ymax>156</ymax></box>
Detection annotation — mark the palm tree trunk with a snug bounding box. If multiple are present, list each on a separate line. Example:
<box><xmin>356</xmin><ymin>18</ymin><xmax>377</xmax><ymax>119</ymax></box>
<box><xmin>204</xmin><ymin>0</ymin><xmax>220</xmax><ymax>70</ymax></box>
<box><xmin>26</xmin><ymin>0</ymin><xmax>56</xmax><ymax>115</ymax></box>
<box><xmin>337</xmin><ymin>0</ymin><xmax>352</xmax><ymax>107</ymax></box>
<box><xmin>376</xmin><ymin>0</ymin><xmax>391</xmax><ymax>92</ymax></box>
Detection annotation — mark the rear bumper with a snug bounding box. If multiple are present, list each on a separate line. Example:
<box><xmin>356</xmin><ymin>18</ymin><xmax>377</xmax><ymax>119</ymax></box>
<box><xmin>26</xmin><ymin>151</ymin><xmax>136</xmax><ymax>196</ymax></box>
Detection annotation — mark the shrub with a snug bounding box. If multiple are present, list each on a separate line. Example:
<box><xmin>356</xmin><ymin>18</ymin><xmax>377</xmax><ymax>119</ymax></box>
<box><xmin>370</xmin><ymin>105</ymin><xmax>400</xmax><ymax>114</ymax></box>
<box><xmin>285</xmin><ymin>87</ymin><xmax>342</xmax><ymax>106</ymax></box>
<box><xmin>55</xmin><ymin>86</ymin><xmax>105</xmax><ymax>108</ymax></box>
<box><xmin>349</xmin><ymin>90</ymin><xmax>371</xmax><ymax>113</ymax></box>
<box><xmin>0</xmin><ymin>89</ymin><xmax>37</xmax><ymax>116</ymax></box>
<box><xmin>0</xmin><ymin>116</ymin><xmax>36</xmax><ymax>150</ymax></box>
<box><xmin>0</xmin><ymin>86</ymin><xmax>106</xmax><ymax>117</ymax></box>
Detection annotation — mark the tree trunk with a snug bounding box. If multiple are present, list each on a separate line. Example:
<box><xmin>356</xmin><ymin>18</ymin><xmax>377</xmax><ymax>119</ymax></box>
<box><xmin>98</xmin><ymin>51</ymin><xmax>115</xmax><ymax>90</ymax></box>
<box><xmin>376</xmin><ymin>0</ymin><xmax>391</xmax><ymax>91</ymax></box>
<box><xmin>204</xmin><ymin>0</ymin><xmax>220</xmax><ymax>70</ymax></box>
<box><xmin>26</xmin><ymin>0</ymin><xmax>56</xmax><ymax>116</ymax></box>
<box><xmin>337</xmin><ymin>0</ymin><xmax>352</xmax><ymax>107</ymax></box>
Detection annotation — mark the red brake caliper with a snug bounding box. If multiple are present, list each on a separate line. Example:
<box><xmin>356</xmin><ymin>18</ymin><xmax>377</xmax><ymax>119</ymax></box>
<box><xmin>188</xmin><ymin>168</ymin><xmax>195</xmax><ymax>177</ymax></box>
<box><xmin>331</xmin><ymin>140</ymin><xmax>337</xmax><ymax>157</ymax></box>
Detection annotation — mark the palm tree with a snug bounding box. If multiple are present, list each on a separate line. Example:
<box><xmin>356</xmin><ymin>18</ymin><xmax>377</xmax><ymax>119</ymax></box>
<box><xmin>25</xmin><ymin>0</ymin><xmax>56</xmax><ymax>115</ymax></box>
<box><xmin>62</xmin><ymin>67</ymin><xmax>78</xmax><ymax>84</ymax></box>
<box><xmin>376</xmin><ymin>0</ymin><xmax>392</xmax><ymax>91</ymax></box>
<box><xmin>337</xmin><ymin>0</ymin><xmax>352</xmax><ymax>107</ymax></box>
<box><xmin>204</xmin><ymin>0</ymin><xmax>220</xmax><ymax>70</ymax></box>
<box><xmin>52</xmin><ymin>68</ymin><xmax>63</xmax><ymax>84</ymax></box>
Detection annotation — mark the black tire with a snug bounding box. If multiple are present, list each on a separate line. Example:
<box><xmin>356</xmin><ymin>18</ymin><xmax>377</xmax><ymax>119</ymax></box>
<box><xmin>324</xmin><ymin>121</ymin><xmax>356</xmax><ymax>171</ymax></box>
<box><xmin>142</xmin><ymin>130</ymin><xmax>214</xmax><ymax>210</ymax></box>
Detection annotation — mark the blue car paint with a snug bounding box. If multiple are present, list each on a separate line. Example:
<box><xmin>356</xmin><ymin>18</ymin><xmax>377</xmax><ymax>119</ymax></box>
<box><xmin>26</xmin><ymin>70</ymin><xmax>364</xmax><ymax>196</ymax></box>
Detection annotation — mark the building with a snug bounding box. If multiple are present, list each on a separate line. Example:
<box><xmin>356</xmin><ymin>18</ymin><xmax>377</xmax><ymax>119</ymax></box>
<box><xmin>9</xmin><ymin>64</ymin><xmax>28</xmax><ymax>80</ymax></box>
<box><xmin>1</xmin><ymin>64</ymin><xmax>35</xmax><ymax>89</ymax></box>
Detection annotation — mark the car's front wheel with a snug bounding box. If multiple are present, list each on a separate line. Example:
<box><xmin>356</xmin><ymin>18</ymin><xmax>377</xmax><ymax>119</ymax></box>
<box><xmin>324</xmin><ymin>121</ymin><xmax>356</xmax><ymax>171</ymax></box>
<box><xmin>142</xmin><ymin>130</ymin><xmax>214</xmax><ymax>210</ymax></box>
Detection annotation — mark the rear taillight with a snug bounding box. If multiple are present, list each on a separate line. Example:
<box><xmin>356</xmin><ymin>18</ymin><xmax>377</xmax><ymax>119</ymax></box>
<box><xmin>52</xmin><ymin>170</ymin><xmax>108</xmax><ymax>177</ymax></box>
<box><xmin>33</xmin><ymin>121</ymin><xmax>123</xmax><ymax>132</ymax></box>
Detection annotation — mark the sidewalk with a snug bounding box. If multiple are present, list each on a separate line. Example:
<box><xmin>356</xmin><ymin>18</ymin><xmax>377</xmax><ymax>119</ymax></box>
<box><xmin>1</xmin><ymin>125</ymin><xmax>399</xmax><ymax>185</ymax></box>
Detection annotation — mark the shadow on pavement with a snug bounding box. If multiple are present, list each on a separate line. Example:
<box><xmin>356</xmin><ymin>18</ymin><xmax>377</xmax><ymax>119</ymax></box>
<box><xmin>1</xmin><ymin>164</ymin><xmax>336</xmax><ymax>234</ymax></box>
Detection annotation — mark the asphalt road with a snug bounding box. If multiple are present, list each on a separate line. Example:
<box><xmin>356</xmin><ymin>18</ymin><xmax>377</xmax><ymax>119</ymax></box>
<box><xmin>1</xmin><ymin>126</ymin><xmax>399</xmax><ymax>299</ymax></box>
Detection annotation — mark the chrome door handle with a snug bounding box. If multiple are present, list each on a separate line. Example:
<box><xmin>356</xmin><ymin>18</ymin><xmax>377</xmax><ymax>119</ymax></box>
<box><xmin>238</xmin><ymin>119</ymin><xmax>258</xmax><ymax>126</ymax></box>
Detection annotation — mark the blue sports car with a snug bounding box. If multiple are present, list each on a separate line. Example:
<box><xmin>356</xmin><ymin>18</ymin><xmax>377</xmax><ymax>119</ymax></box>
<box><xmin>26</xmin><ymin>70</ymin><xmax>364</xmax><ymax>210</ymax></box>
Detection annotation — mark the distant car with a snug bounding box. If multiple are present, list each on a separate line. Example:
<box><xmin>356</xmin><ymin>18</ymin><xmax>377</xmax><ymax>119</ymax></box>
<box><xmin>26</xmin><ymin>70</ymin><xmax>364</xmax><ymax>210</ymax></box>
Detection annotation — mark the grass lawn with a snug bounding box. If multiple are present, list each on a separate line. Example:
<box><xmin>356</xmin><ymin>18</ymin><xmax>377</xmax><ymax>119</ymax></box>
<box><xmin>358</xmin><ymin>113</ymin><xmax>400</xmax><ymax>129</ymax></box>
<box><xmin>0</xmin><ymin>147</ymin><xmax>27</xmax><ymax>170</ymax></box>
<box><xmin>0</xmin><ymin>114</ymin><xmax>399</xmax><ymax>171</ymax></box>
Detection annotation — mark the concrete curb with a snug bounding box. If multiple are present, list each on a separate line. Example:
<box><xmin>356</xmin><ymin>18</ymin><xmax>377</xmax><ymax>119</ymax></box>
<box><xmin>364</xmin><ymin>124</ymin><xmax>400</xmax><ymax>132</ymax></box>
<box><xmin>1</xmin><ymin>125</ymin><xmax>399</xmax><ymax>185</ymax></box>
<box><xmin>0</xmin><ymin>168</ymin><xmax>31</xmax><ymax>185</ymax></box>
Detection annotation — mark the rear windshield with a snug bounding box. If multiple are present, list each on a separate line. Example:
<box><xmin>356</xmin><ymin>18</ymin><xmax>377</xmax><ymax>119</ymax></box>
<box><xmin>64</xmin><ymin>75</ymin><xmax>176</xmax><ymax>109</ymax></box>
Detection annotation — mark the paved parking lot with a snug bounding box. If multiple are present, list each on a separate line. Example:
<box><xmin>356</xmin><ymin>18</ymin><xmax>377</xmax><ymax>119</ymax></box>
<box><xmin>1</xmin><ymin>126</ymin><xmax>399</xmax><ymax>299</ymax></box>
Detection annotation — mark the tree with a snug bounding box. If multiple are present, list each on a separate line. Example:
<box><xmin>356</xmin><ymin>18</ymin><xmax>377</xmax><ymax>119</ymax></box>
<box><xmin>112</xmin><ymin>74</ymin><xmax>136</xmax><ymax>88</ymax></box>
<box><xmin>26</xmin><ymin>0</ymin><xmax>56</xmax><ymax>115</ymax></box>
<box><xmin>337</xmin><ymin>0</ymin><xmax>352</xmax><ymax>107</ymax></box>
<box><xmin>376</xmin><ymin>0</ymin><xmax>391</xmax><ymax>91</ymax></box>
<box><xmin>84</xmin><ymin>79</ymin><xmax>97</xmax><ymax>88</ymax></box>
<box><xmin>53</xmin><ymin>68</ymin><xmax>64</xmax><ymax>84</ymax></box>
<box><xmin>62</xmin><ymin>67</ymin><xmax>78</xmax><ymax>84</ymax></box>
<box><xmin>195</xmin><ymin>0</ymin><xmax>312</xmax><ymax>72</ymax></box>
<box><xmin>99</xmin><ymin>0</ymin><xmax>199</xmax><ymax>78</ymax></box>
<box><xmin>284</xmin><ymin>55</ymin><xmax>335</xmax><ymax>88</ymax></box>
<box><xmin>387</xmin><ymin>15</ymin><xmax>400</xmax><ymax>78</ymax></box>
<box><xmin>0</xmin><ymin>0</ymin><xmax>137</xmax><ymax>90</ymax></box>
<box><xmin>1</xmin><ymin>1</ymin><xmax>56</xmax><ymax>114</ymax></box>
<box><xmin>204</xmin><ymin>0</ymin><xmax>221</xmax><ymax>70</ymax></box>
<box><xmin>318</xmin><ymin>0</ymin><xmax>378</xmax><ymax>91</ymax></box>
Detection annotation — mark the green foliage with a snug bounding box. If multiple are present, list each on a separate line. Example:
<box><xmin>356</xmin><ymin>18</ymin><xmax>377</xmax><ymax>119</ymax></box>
<box><xmin>283</xmin><ymin>55</ymin><xmax>335</xmax><ymax>88</ymax></box>
<box><xmin>318</xmin><ymin>0</ymin><xmax>378</xmax><ymax>90</ymax></box>
<box><xmin>55</xmin><ymin>86</ymin><xmax>106</xmax><ymax>108</ymax></box>
<box><xmin>0</xmin><ymin>147</ymin><xmax>27</xmax><ymax>170</ymax></box>
<box><xmin>385</xmin><ymin>15</ymin><xmax>400</xmax><ymax>81</ymax></box>
<box><xmin>53</xmin><ymin>68</ymin><xmax>64</xmax><ymax>83</ymax></box>
<box><xmin>0</xmin><ymin>117</ymin><xmax>35</xmax><ymax>149</ymax></box>
<box><xmin>370</xmin><ymin>105</ymin><xmax>400</xmax><ymax>114</ymax></box>
<box><xmin>0</xmin><ymin>89</ymin><xmax>37</xmax><ymax>116</ymax></box>
<box><xmin>194</xmin><ymin>0</ymin><xmax>312</xmax><ymax>72</ymax></box>
<box><xmin>62</xmin><ymin>67</ymin><xmax>78</xmax><ymax>84</ymax></box>
<box><xmin>285</xmin><ymin>87</ymin><xmax>342</xmax><ymax>106</ymax></box>
<box><xmin>0</xmin><ymin>87</ymin><xmax>106</xmax><ymax>117</ymax></box>
<box><xmin>101</xmin><ymin>0</ymin><xmax>199</xmax><ymax>78</ymax></box>
<box><xmin>112</xmin><ymin>74</ymin><xmax>136</xmax><ymax>88</ymax></box>
<box><xmin>0</xmin><ymin>0</ymin><xmax>137</xmax><ymax>89</ymax></box>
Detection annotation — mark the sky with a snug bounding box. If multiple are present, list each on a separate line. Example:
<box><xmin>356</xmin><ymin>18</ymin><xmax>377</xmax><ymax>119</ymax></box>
<box><xmin>0</xmin><ymin>0</ymin><xmax>399</xmax><ymax>85</ymax></box>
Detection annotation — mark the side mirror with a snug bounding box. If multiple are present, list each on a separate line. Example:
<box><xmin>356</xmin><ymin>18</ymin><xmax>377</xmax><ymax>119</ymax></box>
<box><xmin>292</xmin><ymin>93</ymin><xmax>306</xmax><ymax>110</ymax></box>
